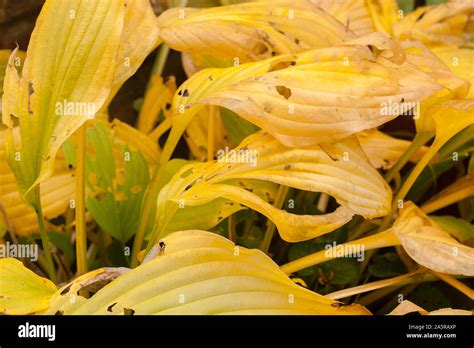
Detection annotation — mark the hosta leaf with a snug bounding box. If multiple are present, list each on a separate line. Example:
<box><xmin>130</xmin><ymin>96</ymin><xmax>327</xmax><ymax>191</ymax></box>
<box><xmin>356</xmin><ymin>129</ymin><xmax>427</xmax><ymax>169</ymax></box>
<box><xmin>220</xmin><ymin>107</ymin><xmax>260</xmax><ymax>144</ymax></box>
<box><xmin>429</xmin><ymin>215</ymin><xmax>474</xmax><ymax>247</ymax></box>
<box><xmin>136</xmin><ymin>76</ymin><xmax>176</xmax><ymax>137</ymax></box>
<box><xmin>432</xmin><ymin>44</ymin><xmax>474</xmax><ymax>98</ymax></box>
<box><xmin>424</xmin><ymin>99</ymin><xmax>474</xmax><ymax>161</ymax></box>
<box><xmin>156</xmin><ymin>131</ymin><xmax>391</xmax><ymax>242</ymax></box>
<box><xmin>393</xmin><ymin>202</ymin><xmax>474</xmax><ymax>276</ymax></box>
<box><xmin>401</xmin><ymin>41</ymin><xmax>470</xmax><ymax>134</ymax></box>
<box><xmin>165</xmin><ymin>198</ymin><xmax>245</xmax><ymax>233</ymax></box>
<box><xmin>229</xmin><ymin>0</ymin><xmax>401</xmax><ymax>37</ymax></box>
<box><xmin>312</xmin><ymin>0</ymin><xmax>400</xmax><ymax>36</ymax></box>
<box><xmin>45</xmin><ymin>267</ymin><xmax>129</xmax><ymax>315</ymax></box>
<box><xmin>406</xmin><ymin>125</ymin><xmax>474</xmax><ymax>203</ymax></box>
<box><xmin>184</xmin><ymin>106</ymin><xmax>233</xmax><ymax>161</ymax></box>
<box><xmin>0</xmin><ymin>128</ymin><xmax>75</xmax><ymax>235</ymax></box>
<box><xmin>157</xmin><ymin>1</ymin><xmax>355</xmax><ymax>69</ymax></box>
<box><xmin>43</xmin><ymin>230</ymin><xmax>370</xmax><ymax>315</ymax></box>
<box><xmin>2</xmin><ymin>0</ymin><xmax>125</xmax><ymax>208</ymax></box>
<box><xmin>393</xmin><ymin>1</ymin><xmax>474</xmax><ymax>46</ymax></box>
<box><xmin>0</xmin><ymin>49</ymin><xmax>25</xmax><ymax>110</ymax></box>
<box><xmin>0</xmin><ymin>258</ymin><xmax>56</xmax><ymax>314</ymax></box>
<box><xmin>103</xmin><ymin>0</ymin><xmax>161</xmax><ymax>107</ymax></box>
<box><xmin>169</xmin><ymin>33</ymin><xmax>444</xmax><ymax>150</ymax></box>
<box><xmin>85</xmin><ymin>122</ymin><xmax>151</xmax><ymax>244</ymax></box>
<box><xmin>0</xmin><ymin>120</ymin><xmax>158</xmax><ymax>236</ymax></box>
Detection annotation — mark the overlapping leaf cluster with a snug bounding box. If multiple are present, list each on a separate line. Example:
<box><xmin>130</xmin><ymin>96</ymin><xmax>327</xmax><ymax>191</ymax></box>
<box><xmin>0</xmin><ymin>0</ymin><xmax>473</xmax><ymax>315</ymax></box>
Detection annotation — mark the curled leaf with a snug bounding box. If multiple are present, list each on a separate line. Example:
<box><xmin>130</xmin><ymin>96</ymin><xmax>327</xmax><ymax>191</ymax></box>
<box><xmin>0</xmin><ymin>120</ymin><xmax>159</xmax><ymax>235</ymax></box>
<box><xmin>356</xmin><ymin>129</ymin><xmax>427</xmax><ymax>169</ymax></box>
<box><xmin>157</xmin><ymin>1</ymin><xmax>355</xmax><ymax>69</ymax></box>
<box><xmin>393</xmin><ymin>202</ymin><xmax>474</xmax><ymax>276</ymax></box>
<box><xmin>312</xmin><ymin>0</ymin><xmax>400</xmax><ymax>36</ymax></box>
<box><xmin>104</xmin><ymin>0</ymin><xmax>161</xmax><ymax>106</ymax></box>
<box><xmin>157</xmin><ymin>131</ymin><xmax>391</xmax><ymax>242</ymax></box>
<box><xmin>2</xmin><ymin>0</ymin><xmax>126</xmax><ymax>208</ymax></box>
<box><xmin>0</xmin><ymin>49</ymin><xmax>25</xmax><ymax>109</ymax></box>
<box><xmin>45</xmin><ymin>267</ymin><xmax>129</xmax><ymax>315</ymax></box>
<box><xmin>393</xmin><ymin>1</ymin><xmax>474</xmax><ymax>46</ymax></box>
<box><xmin>432</xmin><ymin>44</ymin><xmax>474</xmax><ymax>98</ymax></box>
<box><xmin>171</xmin><ymin>33</ymin><xmax>444</xmax><ymax>148</ymax></box>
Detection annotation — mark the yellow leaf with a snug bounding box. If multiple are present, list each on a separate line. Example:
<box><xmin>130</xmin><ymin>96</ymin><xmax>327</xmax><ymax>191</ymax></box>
<box><xmin>2</xmin><ymin>0</ymin><xmax>126</xmax><ymax>208</ymax></box>
<box><xmin>184</xmin><ymin>106</ymin><xmax>233</xmax><ymax>161</ymax></box>
<box><xmin>356</xmin><ymin>129</ymin><xmax>427</xmax><ymax>169</ymax></box>
<box><xmin>393</xmin><ymin>1</ymin><xmax>474</xmax><ymax>46</ymax></box>
<box><xmin>104</xmin><ymin>0</ymin><xmax>161</xmax><ymax>107</ymax></box>
<box><xmin>43</xmin><ymin>230</ymin><xmax>370</xmax><ymax>315</ymax></box>
<box><xmin>428</xmin><ymin>99</ymin><xmax>474</xmax><ymax>156</ymax></box>
<box><xmin>0</xmin><ymin>49</ymin><xmax>25</xmax><ymax>111</ymax></box>
<box><xmin>170</xmin><ymin>33</ymin><xmax>444</xmax><ymax>148</ymax></box>
<box><xmin>401</xmin><ymin>41</ymin><xmax>470</xmax><ymax>134</ymax></box>
<box><xmin>312</xmin><ymin>0</ymin><xmax>399</xmax><ymax>36</ymax></box>
<box><xmin>393</xmin><ymin>202</ymin><xmax>474</xmax><ymax>276</ymax></box>
<box><xmin>44</xmin><ymin>267</ymin><xmax>129</xmax><ymax>315</ymax></box>
<box><xmin>394</xmin><ymin>99</ymin><xmax>474</xmax><ymax>202</ymax></box>
<box><xmin>137</xmin><ymin>76</ymin><xmax>176</xmax><ymax>136</ymax></box>
<box><xmin>156</xmin><ymin>131</ymin><xmax>391</xmax><ymax>242</ymax></box>
<box><xmin>0</xmin><ymin>258</ymin><xmax>56</xmax><ymax>314</ymax></box>
<box><xmin>432</xmin><ymin>44</ymin><xmax>474</xmax><ymax>98</ymax></box>
<box><xmin>0</xmin><ymin>119</ymin><xmax>159</xmax><ymax>235</ymax></box>
<box><xmin>157</xmin><ymin>1</ymin><xmax>355</xmax><ymax>69</ymax></box>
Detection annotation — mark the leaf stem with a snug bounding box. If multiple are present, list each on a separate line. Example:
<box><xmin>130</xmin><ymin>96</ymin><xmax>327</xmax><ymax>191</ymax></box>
<box><xmin>260</xmin><ymin>185</ymin><xmax>289</xmax><ymax>253</ymax></box>
<box><xmin>280</xmin><ymin>229</ymin><xmax>400</xmax><ymax>274</ymax></box>
<box><xmin>326</xmin><ymin>270</ymin><xmax>424</xmax><ymax>300</ymax></box>
<box><xmin>36</xmin><ymin>202</ymin><xmax>56</xmax><ymax>283</ymax></box>
<box><xmin>130</xmin><ymin>126</ymin><xmax>181</xmax><ymax>267</ymax></box>
<box><xmin>384</xmin><ymin>132</ymin><xmax>432</xmax><ymax>183</ymax></box>
<box><xmin>146</xmin><ymin>44</ymin><xmax>170</xmax><ymax>91</ymax></box>
<box><xmin>421</xmin><ymin>185</ymin><xmax>474</xmax><ymax>214</ymax></box>
<box><xmin>207</xmin><ymin>106</ymin><xmax>218</xmax><ymax>161</ymax></box>
<box><xmin>379</xmin><ymin>142</ymin><xmax>440</xmax><ymax>232</ymax></box>
<box><xmin>228</xmin><ymin>214</ymin><xmax>236</xmax><ymax>242</ymax></box>
<box><xmin>431</xmin><ymin>271</ymin><xmax>474</xmax><ymax>299</ymax></box>
<box><xmin>75</xmin><ymin>124</ymin><xmax>88</xmax><ymax>276</ymax></box>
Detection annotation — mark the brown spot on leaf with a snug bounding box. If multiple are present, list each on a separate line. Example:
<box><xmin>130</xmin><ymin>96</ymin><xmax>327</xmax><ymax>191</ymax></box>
<box><xmin>268</xmin><ymin>60</ymin><xmax>296</xmax><ymax>72</ymax></box>
<box><xmin>107</xmin><ymin>303</ymin><xmax>117</xmax><ymax>312</ymax></box>
<box><xmin>276</xmin><ymin>85</ymin><xmax>292</xmax><ymax>99</ymax></box>
<box><xmin>124</xmin><ymin>308</ymin><xmax>135</xmax><ymax>315</ymax></box>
